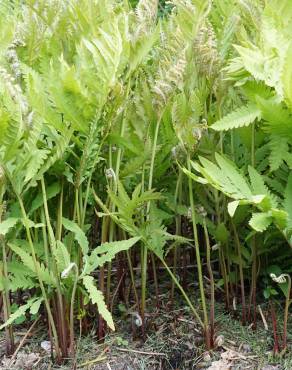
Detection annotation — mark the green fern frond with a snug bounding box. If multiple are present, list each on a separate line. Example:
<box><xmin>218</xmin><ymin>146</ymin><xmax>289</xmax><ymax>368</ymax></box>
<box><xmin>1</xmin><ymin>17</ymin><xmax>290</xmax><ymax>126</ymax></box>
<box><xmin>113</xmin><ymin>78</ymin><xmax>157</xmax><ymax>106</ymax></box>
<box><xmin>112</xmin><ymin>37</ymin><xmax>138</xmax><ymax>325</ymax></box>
<box><xmin>8</xmin><ymin>244</ymin><xmax>55</xmax><ymax>286</ymax></box>
<box><xmin>82</xmin><ymin>275</ymin><xmax>114</xmax><ymax>331</ymax></box>
<box><xmin>269</xmin><ymin>136</ymin><xmax>289</xmax><ymax>172</ymax></box>
<box><xmin>249</xmin><ymin>212</ymin><xmax>273</xmax><ymax>232</ymax></box>
<box><xmin>284</xmin><ymin>173</ymin><xmax>292</xmax><ymax>230</ymax></box>
<box><xmin>62</xmin><ymin>217</ymin><xmax>89</xmax><ymax>256</ymax></box>
<box><xmin>212</xmin><ymin>103</ymin><xmax>261</xmax><ymax>131</ymax></box>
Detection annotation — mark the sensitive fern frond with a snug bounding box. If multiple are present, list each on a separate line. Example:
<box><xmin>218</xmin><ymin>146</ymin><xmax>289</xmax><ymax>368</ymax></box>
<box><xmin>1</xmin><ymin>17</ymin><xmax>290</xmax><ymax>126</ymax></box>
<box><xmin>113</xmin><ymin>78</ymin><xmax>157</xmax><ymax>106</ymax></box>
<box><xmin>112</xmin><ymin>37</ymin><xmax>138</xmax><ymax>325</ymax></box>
<box><xmin>82</xmin><ymin>276</ymin><xmax>115</xmax><ymax>331</ymax></box>
<box><xmin>269</xmin><ymin>136</ymin><xmax>289</xmax><ymax>172</ymax></box>
<box><xmin>212</xmin><ymin>103</ymin><xmax>261</xmax><ymax>131</ymax></box>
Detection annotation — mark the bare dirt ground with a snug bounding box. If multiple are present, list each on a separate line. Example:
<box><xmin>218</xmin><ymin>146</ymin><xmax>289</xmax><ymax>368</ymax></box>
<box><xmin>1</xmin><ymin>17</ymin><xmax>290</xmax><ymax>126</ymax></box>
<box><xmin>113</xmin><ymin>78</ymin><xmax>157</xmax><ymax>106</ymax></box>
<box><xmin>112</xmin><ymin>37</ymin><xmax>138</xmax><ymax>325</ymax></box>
<box><xmin>1</xmin><ymin>297</ymin><xmax>291</xmax><ymax>370</ymax></box>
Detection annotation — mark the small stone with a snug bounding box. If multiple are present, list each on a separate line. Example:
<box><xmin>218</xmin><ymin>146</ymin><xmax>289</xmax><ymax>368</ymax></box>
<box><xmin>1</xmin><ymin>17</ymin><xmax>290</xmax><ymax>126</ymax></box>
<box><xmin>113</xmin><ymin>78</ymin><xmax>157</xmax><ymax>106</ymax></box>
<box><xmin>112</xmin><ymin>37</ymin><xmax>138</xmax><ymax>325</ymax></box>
<box><xmin>40</xmin><ymin>340</ymin><xmax>51</xmax><ymax>353</ymax></box>
<box><xmin>241</xmin><ymin>343</ymin><xmax>251</xmax><ymax>353</ymax></box>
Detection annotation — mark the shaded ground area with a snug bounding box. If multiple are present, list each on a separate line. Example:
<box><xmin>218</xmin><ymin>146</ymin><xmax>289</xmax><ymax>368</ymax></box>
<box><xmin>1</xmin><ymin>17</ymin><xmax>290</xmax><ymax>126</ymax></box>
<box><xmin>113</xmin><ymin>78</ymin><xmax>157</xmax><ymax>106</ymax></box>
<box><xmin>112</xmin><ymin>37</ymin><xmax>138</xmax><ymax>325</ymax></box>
<box><xmin>1</xmin><ymin>298</ymin><xmax>292</xmax><ymax>369</ymax></box>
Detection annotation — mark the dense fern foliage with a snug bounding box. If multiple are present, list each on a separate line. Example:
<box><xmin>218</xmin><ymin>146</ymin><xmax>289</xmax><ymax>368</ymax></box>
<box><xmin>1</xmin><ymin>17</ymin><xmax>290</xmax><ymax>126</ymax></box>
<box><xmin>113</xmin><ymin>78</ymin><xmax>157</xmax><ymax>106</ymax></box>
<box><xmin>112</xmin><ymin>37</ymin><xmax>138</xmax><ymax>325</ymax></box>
<box><xmin>0</xmin><ymin>0</ymin><xmax>292</xmax><ymax>361</ymax></box>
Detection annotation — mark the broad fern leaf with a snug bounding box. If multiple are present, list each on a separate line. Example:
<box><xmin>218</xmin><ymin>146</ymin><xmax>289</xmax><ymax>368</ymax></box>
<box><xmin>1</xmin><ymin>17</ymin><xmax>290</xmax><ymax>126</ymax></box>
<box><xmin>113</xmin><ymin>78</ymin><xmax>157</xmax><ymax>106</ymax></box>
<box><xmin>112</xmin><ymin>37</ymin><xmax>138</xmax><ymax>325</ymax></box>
<box><xmin>215</xmin><ymin>154</ymin><xmax>252</xmax><ymax>199</ymax></box>
<box><xmin>62</xmin><ymin>217</ymin><xmax>89</xmax><ymax>256</ymax></box>
<box><xmin>55</xmin><ymin>241</ymin><xmax>71</xmax><ymax>274</ymax></box>
<box><xmin>249</xmin><ymin>212</ymin><xmax>273</xmax><ymax>232</ymax></box>
<box><xmin>0</xmin><ymin>217</ymin><xmax>18</xmax><ymax>235</ymax></box>
<box><xmin>8</xmin><ymin>244</ymin><xmax>54</xmax><ymax>286</ymax></box>
<box><xmin>85</xmin><ymin>237</ymin><xmax>140</xmax><ymax>275</ymax></box>
<box><xmin>24</xmin><ymin>149</ymin><xmax>49</xmax><ymax>183</ymax></box>
<box><xmin>0</xmin><ymin>297</ymin><xmax>42</xmax><ymax>329</ymax></box>
<box><xmin>29</xmin><ymin>182</ymin><xmax>61</xmax><ymax>215</ymax></box>
<box><xmin>248</xmin><ymin>166</ymin><xmax>278</xmax><ymax>208</ymax></box>
<box><xmin>29</xmin><ymin>297</ymin><xmax>44</xmax><ymax>315</ymax></box>
<box><xmin>269</xmin><ymin>136</ymin><xmax>289</xmax><ymax>171</ymax></box>
<box><xmin>284</xmin><ymin>173</ymin><xmax>292</xmax><ymax>230</ymax></box>
<box><xmin>82</xmin><ymin>275</ymin><xmax>114</xmax><ymax>331</ymax></box>
<box><xmin>211</xmin><ymin>104</ymin><xmax>261</xmax><ymax>131</ymax></box>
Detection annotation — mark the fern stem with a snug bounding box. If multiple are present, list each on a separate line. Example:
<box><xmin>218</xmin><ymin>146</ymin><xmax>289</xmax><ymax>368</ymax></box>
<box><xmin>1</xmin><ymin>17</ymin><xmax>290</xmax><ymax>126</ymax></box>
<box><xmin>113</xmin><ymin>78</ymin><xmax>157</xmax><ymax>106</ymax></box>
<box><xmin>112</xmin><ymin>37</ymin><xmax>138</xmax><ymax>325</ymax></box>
<box><xmin>141</xmin><ymin>112</ymin><xmax>163</xmax><ymax>330</ymax></box>
<box><xmin>17</xmin><ymin>195</ymin><xmax>61</xmax><ymax>361</ymax></box>
<box><xmin>170</xmin><ymin>169</ymin><xmax>183</xmax><ymax>303</ymax></box>
<box><xmin>69</xmin><ymin>264</ymin><xmax>79</xmax><ymax>356</ymax></box>
<box><xmin>232</xmin><ymin>220</ymin><xmax>246</xmax><ymax>325</ymax></box>
<box><xmin>40</xmin><ymin>178</ymin><xmax>68</xmax><ymax>357</ymax></box>
<box><xmin>187</xmin><ymin>154</ymin><xmax>209</xmax><ymax>336</ymax></box>
<box><xmin>249</xmin><ymin>122</ymin><xmax>257</xmax><ymax>326</ymax></box>
<box><xmin>41</xmin><ymin>209</ymin><xmax>49</xmax><ymax>267</ymax></box>
<box><xmin>203</xmin><ymin>216</ymin><xmax>214</xmax><ymax>348</ymax></box>
<box><xmin>160</xmin><ymin>258</ymin><xmax>204</xmax><ymax>328</ymax></box>
<box><xmin>0</xmin><ymin>236</ymin><xmax>14</xmax><ymax>355</ymax></box>
<box><xmin>81</xmin><ymin>175</ymin><xmax>92</xmax><ymax>229</ymax></box>
<box><xmin>281</xmin><ymin>274</ymin><xmax>291</xmax><ymax>353</ymax></box>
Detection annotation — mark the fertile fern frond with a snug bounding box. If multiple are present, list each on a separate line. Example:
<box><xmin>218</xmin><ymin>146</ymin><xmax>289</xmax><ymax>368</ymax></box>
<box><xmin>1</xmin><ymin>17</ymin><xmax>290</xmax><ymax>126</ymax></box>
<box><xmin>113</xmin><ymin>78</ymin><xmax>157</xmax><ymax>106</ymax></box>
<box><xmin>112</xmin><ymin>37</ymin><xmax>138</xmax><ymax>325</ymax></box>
<box><xmin>194</xmin><ymin>20</ymin><xmax>220</xmax><ymax>78</ymax></box>
<box><xmin>153</xmin><ymin>54</ymin><xmax>186</xmax><ymax>108</ymax></box>
<box><xmin>134</xmin><ymin>0</ymin><xmax>158</xmax><ymax>39</ymax></box>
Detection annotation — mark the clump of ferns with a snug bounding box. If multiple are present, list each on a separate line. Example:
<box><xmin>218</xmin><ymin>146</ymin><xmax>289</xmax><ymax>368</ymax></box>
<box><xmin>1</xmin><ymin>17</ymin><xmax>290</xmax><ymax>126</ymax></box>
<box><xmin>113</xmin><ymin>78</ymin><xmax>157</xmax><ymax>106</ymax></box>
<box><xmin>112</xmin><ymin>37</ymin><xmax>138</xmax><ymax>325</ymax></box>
<box><xmin>270</xmin><ymin>273</ymin><xmax>292</xmax><ymax>355</ymax></box>
<box><xmin>171</xmin><ymin>87</ymin><xmax>212</xmax><ymax>346</ymax></box>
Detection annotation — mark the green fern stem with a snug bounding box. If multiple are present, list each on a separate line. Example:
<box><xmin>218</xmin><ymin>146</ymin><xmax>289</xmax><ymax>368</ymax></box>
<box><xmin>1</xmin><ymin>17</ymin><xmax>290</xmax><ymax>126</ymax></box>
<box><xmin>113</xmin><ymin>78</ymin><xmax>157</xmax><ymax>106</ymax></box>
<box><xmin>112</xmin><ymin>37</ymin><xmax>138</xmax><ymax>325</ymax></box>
<box><xmin>160</xmin><ymin>258</ymin><xmax>204</xmax><ymax>328</ymax></box>
<box><xmin>0</xmin><ymin>196</ymin><xmax>14</xmax><ymax>354</ymax></box>
<box><xmin>41</xmin><ymin>178</ymin><xmax>69</xmax><ymax>356</ymax></box>
<box><xmin>203</xmin><ymin>216</ymin><xmax>215</xmax><ymax>348</ymax></box>
<box><xmin>16</xmin><ymin>194</ymin><xmax>61</xmax><ymax>361</ymax></box>
<box><xmin>0</xmin><ymin>235</ymin><xmax>14</xmax><ymax>355</ymax></box>
<box><xmin>69</xmin><ymin>263</ymin><xmax>79</xmax><ymax>356</ymax></box>
<box><xmin>249</xmin><ymin>123</ymin><xmax>257</xmax><ymax>325</ymax></box>
<box><xmin>170</xmin><ymin>169</ymin><xmax>183</xmax><ymax>303</ymax></box>
<box><xmin>187</xmin><ymin>154</ymin><xmax>209</xmax><ymax>338</ymax></box>
<box><xmin>56</xmin><ymin>182</ymin><xmax>64</xmax><ymax>241</ymax></box>
<box><xmin>141</xmin><ymin>112</ymin><xmax>163</xmax><ymax>327</ymax></box>
<box><xmin>232</xmin><ymin>220</ymin><xmax>246</xmax><ymax>325</ymax></box>
<box><xmin>41</xmin><ymin>209</ymin><xmax>49</xmax><ymax>267</ymax></box>
<box><xmin>217</xmin><ymin>104</ymin><xmax>230</xmax><ymax>310</ymax></box>
<box><xmin>106</xmin><ymin>78</ymin><xmax>132</xmax><ymax>305</ymax></box>
<box><xmin>280</xmin><ymin>274</ymin><xmax>291</xmax><ymax>354</ymax></box>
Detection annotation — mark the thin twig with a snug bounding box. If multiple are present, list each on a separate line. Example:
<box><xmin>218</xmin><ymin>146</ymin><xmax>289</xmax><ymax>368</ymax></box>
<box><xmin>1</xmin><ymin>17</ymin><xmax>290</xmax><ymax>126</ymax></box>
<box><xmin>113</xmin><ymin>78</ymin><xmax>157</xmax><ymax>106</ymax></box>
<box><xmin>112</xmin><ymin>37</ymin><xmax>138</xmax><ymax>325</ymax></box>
<box><xmin>257</xmin><ymin>305</ymin><xmax>268</xmax><ymax>330</ymax></box>
<box><xmin>8</xmin><ymin>316</ymin><xmax>40</xmax><ymax>367</ymax></box>
<box><xmin>77</xmin><ymin>356</ymin><xmax>107</xmax><ymax>367</ymax></box>
<box><xmin>115</xmin><ymin>347</ymin><xmax>166</xmax><ymax>356</ymax></box>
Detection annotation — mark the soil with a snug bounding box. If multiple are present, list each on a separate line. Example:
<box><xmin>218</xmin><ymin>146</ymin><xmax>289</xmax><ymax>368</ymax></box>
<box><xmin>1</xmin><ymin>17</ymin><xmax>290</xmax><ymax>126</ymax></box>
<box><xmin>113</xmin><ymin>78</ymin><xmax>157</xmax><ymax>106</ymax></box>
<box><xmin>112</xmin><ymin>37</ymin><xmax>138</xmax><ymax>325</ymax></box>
<box><xmin>1</xmin><ymin>296</ymin><xmax>291</xmax><ymax>370</ymax></box>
